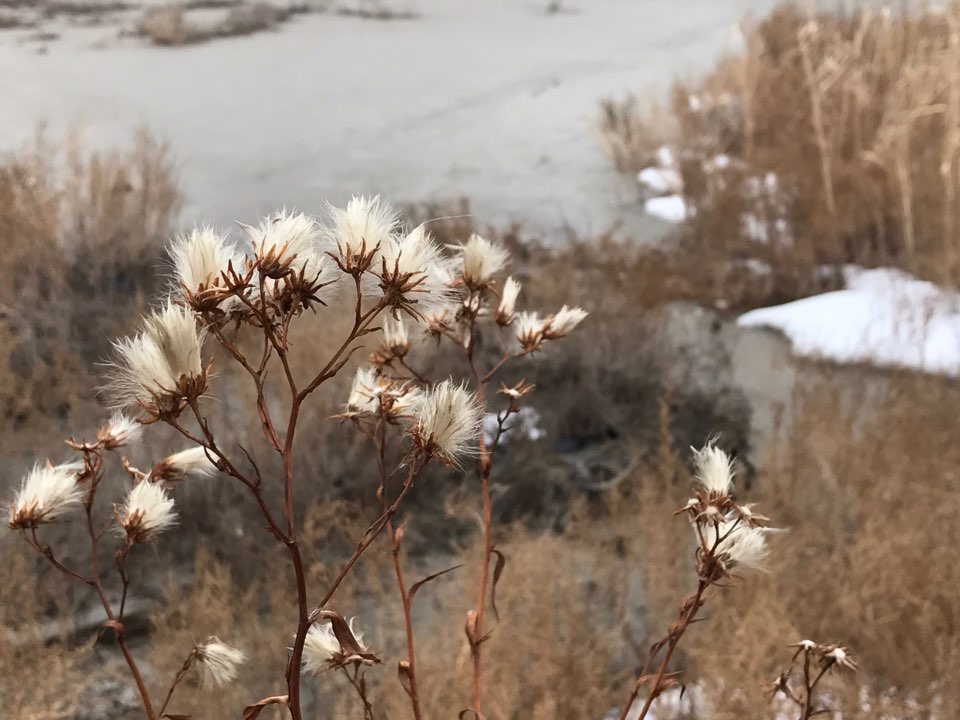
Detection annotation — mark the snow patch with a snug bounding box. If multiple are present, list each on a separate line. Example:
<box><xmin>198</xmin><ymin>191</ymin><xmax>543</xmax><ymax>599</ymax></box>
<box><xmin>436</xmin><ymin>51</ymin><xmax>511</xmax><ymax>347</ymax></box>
<box><xmin>482</xmin><ymin>406</ymin><xmax>544</xmax><ymax>446</ymax></box>
<box><xmin>637</xmin><ymin>165</ymin><xmax>682</xmax><ymax>195</ymax></box>
<box><xmin>738</xmin><ymin>267</ymin><xmax>960</xmax><ymax>375</ymax></box>
<box><xmin>644</xmin><ymin>194</ymin><xmax>687</xmax><ymax>223</ymax></box>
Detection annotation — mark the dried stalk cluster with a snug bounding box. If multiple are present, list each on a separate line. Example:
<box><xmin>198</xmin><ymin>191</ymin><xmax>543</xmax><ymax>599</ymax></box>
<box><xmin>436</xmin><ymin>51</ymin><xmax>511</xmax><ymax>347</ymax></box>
<box><xmin>7</xmin><ymin>196</ymin><xmax>585</xmax><ymax>720</ymax></box>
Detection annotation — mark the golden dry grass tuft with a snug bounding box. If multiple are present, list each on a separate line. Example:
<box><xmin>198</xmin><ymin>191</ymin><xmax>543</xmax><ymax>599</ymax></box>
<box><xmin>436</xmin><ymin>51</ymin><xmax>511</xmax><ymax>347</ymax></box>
<box><xmin>599</xmin><ymin>1</ymin><xmax>960</xmax><ymax>299</ymax></box>
<box><xmin>0</xmin><ymin>129</ymin><xmax>179</xmax><ymax>452</ymax></box>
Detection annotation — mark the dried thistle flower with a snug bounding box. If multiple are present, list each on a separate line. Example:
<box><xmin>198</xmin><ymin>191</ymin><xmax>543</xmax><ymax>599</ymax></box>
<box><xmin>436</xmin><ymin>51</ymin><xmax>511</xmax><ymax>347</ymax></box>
<box><xmin>822</xmin><ymin>644</ymin><xmax>858</xmax><ymax>672</ymax></box>
<box><xmin>371</xmin><ymin>317</ymin><xmax>411</xmax><ymax>365</ymax></box>
<box><xmin>195</xmin><ymin>637</ymin><xmax>246</xmax><ymax>688</ymax></box>
<box><xmin>691</xmin><ymin>443</ymin><xmax>734</xmax><ymax>497</ymax></box>
<box><xmin>8</xmin><ymin>463</ymin><xmax>84</xmax><ymax>529</ymax></box>
<box><xmin>324</xmin><ymin>195</ymin><xmax>399</xmax><ymax>273</ymax></box>
<box><xmin>344</xmin><ymin>367</ymin><xmax>421</xmax><ymax>423</ymax></box>
<box><xmin>496</xmin><ymin>276</ymin><xmax>522</xmax><ymax>326</ymax></box>
<box><xmin>119</xmin><ymin>480</ymin><xmax>176</xmax><ymax>543</ymax></box>
<box><xmin>247</xmin><ymin>210</ymin><xmax>325</xmax><ymax>279</ymax></box>
<box><xmin>707</xmin><ymin>519</ymin><xmax>772</xmax><ymax>572</ymax></box>
<box><xmin>346</xmin><ymin>367</ymin><xmax>381</xmax><ymax>415</ymax></box>
<box><xmin>544</xmin><ymin>305</ymin><xmax>588</xmax><ymax>339</ymax></box>
<box><xmin>514</xmin><ymin>311</ymin><xmax>548</xmax><ymax>352</ymax></box>
<box><xmin>169</xmin><ymin>227</ymin><xmax>241</xmax><ymax>312</ymax></box>
<box><xmin>98</xmin><ymin>412</ymin><xmax>144</xmax><ymax>450</ymax></box>
<box><xmin>148</xmin><ymin>447</ymin><xmax>219</xmax><ymax>486</ymax></box>
<box><xmin>106</xmin><ymin>301</ymin><xmax>207</xmax><ymax>417</ymax></box>
<box><xmin>302</xmin><ymin>615</ymin><xmax>379</xmax><ymax>672</ymax></box>
<box><xmin>457</xmin><ymin>233</ymin><xmax>509</xmax><ymax>289</ymax></box>
<box><xmin>377</xmin><ymin>224</ymin><xmax>456</xmax><ymax>321</ymax></box>
<box><xmin>410</xmin><ymin>380</ymin><xmax>482</xmax><ymax>464</ymax></box>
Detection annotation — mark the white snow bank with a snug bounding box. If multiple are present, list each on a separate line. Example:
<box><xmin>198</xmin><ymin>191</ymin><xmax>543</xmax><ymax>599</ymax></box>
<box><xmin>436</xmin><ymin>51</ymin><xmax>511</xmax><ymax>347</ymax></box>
<box><xmin>738</xmin><ymin>267</ymin><xmax>960</xmax><ymax>375</ymax></box>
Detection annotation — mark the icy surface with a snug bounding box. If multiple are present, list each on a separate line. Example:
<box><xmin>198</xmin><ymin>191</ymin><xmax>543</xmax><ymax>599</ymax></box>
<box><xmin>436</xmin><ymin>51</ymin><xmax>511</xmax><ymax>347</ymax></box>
<box><xmin>0</xmin><ymin>0</ymin><xmax>785</xmax><ymax>235</ymax></box>
<box><xmin>738</xmin><ymin>267</ymin><xmax>960</xmax><ymax>375</ymax></box>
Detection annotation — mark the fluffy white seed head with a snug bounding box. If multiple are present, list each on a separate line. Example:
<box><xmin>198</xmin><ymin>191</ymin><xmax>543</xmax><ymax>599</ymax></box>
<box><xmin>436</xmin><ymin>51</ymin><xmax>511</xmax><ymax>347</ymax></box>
<box><xmin>514</xmin><ymin>311</ymin><xmax>548</xmax><ymax>351</ymax></box>
<box><xmin>248</xmin><ymin>210</ymin><xmax>325</xmax><ymax>278</ymax></box>
<box><xmin>325</xmin><ymin>195</ymin><xmax>399</xmax><ymax>268</ymax></box>
<box><xmin>107</xmin><ymin>301</ymin><xmax>206</xmax><ymax>412</ymax></box>
<box><xmin>410</xmin><ymin>381</ymin><xmax>482</xmax><ymax>464</ymax></box>
<box><xmin>9</xmin><ymin>463</ymin><xmax>84</xmax><ymax>529</ymax></box>
<box><xmin>692</xmin><ymin>444</ymin><xmax>734</xmax><ymax>496</ymax></box>
<box><xmin>496</xmin><ymin>276</ymin><xmax>522</xmax><ymax>325</ymax></box>
<box><xmin>710</xmin><ymin>520</ymin><xmax>772</xmax><ymax>571</ymax></box>
<box><xmin>149</xmin><ymin>446</ymin><xmax>219</xmax><ymax>486</ymax></box>
<box><xmin>544</xmin><ymin>305</ymin><xmax>588</xmax><ymax>339</ymax></box>
<box><xmin>377</xmin><ymin>224</ymin><xmax>457</xmax><ymax>320</ymax></box>
<box><xmin>458</xmin><ymin>234</ymin><xmax>509</xmax><ymax>289</ymax></box>
<box><xmin>345</xmin><ymin>368</ymin><xmax>420</xmax><ymax>421</ymax></box>
<box><xmin>169</xmin><ymin>227</ymin><xmax>239</xmax><ymax>296</ymax></box>
<box><xmin>302</xmin><ymin>622</ymin><xmax>341</xmax><ymax>673</ymax></box>
<box><xmin>346</xmin><ymin>367</ymin><xmax>380</xmax><ymax>415</ymax></box>
<box><xmin>119</xmin><ymin>480</ymin><xmax>176</xmax><ymax>543</ymax></box>
<box><xmin>302</xmin><ymin>617</ymin><xmax>371</xmax><ymax>673</ymax></box>
<box><xmin>98</xmin><ymin>412</ymin><xmax>143</xmax><ymax>450</ymax></box>
<box><xmin>196</xmin><ymin>637</ymin><xmax>246</xmax><ymax>688</ymax></box>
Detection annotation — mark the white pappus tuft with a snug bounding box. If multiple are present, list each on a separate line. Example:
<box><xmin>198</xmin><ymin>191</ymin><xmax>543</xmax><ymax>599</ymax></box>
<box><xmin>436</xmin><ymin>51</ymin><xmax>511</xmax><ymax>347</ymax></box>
<box><xmin>691</xmin><ymin>443</ymin><xmax>735</xmax><ymax>496</ymax></box>
<box><xmin>195</xmin><ymin>637</ymin><xmax>246</xmax><ymax>688</ymax></box>
<box><xmin>457</xmin><ymin>233</ymin><xmax>510</xmax><ymax>289</ymax></box>
<box><xmin>106</xmin><ymin>301</ymin><xmax>207</xmax><ymax>412</ymax></box>
<box><xmin>544</xmin><ymin>305</ymin><xmax>588</xmax><ymax>339</ymax></box>
<box><xmin>119</xmin><ymin>480</ymin><xmax>177</xmax><ymax>543</ymax></box>
<box><xmin>496</xmin><ymin>276</ymin><xmax>522</xmax><ymax>325</ymax></box>
<box><xmin>410</xmin><ymin>380</ymin><xmax>482</xmax><ymax>464</ymax></box>
<box><xmin>8</xmin><ymin>463</ymin><xmax>84</xmax><ymax>529</ymax></box>
<box><xmin>324</xmin><ymin>195</ymin><xmax>399</xmax><ymax>270</ymax></box>
<box><xmin>149</xmin><ymin>446</ymin><xmax>219</xmax><ymax>486</ymax></box>
<box><xmin>98</xmin><ymin>412</ymin><xmax>144</xmax><ymax>450</ymax></box>
<box><xmin>377</xmin><ymin>224</ymin><xmax>457</xmax><ymax>321</ymax></box>
<box><xmin>169</xmin><ymin>227</ymin><xmax>240</xmax><ymax>296</ymax></box>
<box><xmin>708</xmin><ymin>519</ymin><xmax>773</xmax><ymax>572</ymax></box>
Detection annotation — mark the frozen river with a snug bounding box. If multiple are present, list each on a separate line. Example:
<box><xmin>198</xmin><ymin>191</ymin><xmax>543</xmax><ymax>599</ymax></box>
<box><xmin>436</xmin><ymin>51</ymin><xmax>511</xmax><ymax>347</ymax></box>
<box><xmin>1</xmin><ymin>0</ymin><xmax>787</xmax><ymax>238</ymax></box>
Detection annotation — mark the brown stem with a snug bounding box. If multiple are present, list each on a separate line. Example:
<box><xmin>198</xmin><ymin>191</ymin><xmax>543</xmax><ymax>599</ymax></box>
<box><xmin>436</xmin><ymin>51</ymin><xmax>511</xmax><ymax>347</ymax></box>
<box><xmin>313</xmin><ymin>458</ymin><xmax>424</xmax><ymax>612</ymax></box>
<box><xmin>157</xmin><ymin>651</ymin><xmax>196</xmax><ymax>717</ymax></box>
<box><xmin>342</xmin><ymin>666</ymin><xmax>375</xmax><ymax>720</ymax></box>
<box><xmin>462</xmin><ymin>301</ymin><xmax>494</xmax><ymax>716</ymax></box>
<box><xmin>617</xmin><ymin>581</ymin><xmax>708</xmax><ymax>720</ymax></box>
<box><xmin>376</xmin><ymin>420</ymin><xmax>424</xmax><ymax>720</ymax></box>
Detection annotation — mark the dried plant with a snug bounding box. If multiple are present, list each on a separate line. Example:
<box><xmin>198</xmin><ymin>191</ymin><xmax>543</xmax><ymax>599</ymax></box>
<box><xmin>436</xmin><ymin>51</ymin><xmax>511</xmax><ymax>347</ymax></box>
<box><xmin>6</xmin><ymin>196</ymin><xmax>587</xmax><ymax>719</ymax></box>
<box><xmin>598</xmin><ymin>2</ymin><xmax>960</xmax><ymax>292</ymax></box>
<box><xmin>617</xmin><ymin>443</ymin><xmax>779</xmax><ymax>720</ymax></box>
<box><xmin>771</xmin><ymin>640</ymin><xmax>858</xmax><ymax>719</ymax></box>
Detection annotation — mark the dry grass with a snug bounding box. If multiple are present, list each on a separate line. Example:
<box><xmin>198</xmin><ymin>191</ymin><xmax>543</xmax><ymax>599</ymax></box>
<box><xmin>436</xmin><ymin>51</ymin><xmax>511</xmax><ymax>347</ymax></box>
<box><xmin>7</xmin><ymin>363</ymin><xmax>958</xmax><ymax>719</ymax></box>
<box><xmin>600</xmin><ymin>1</ymin><xmax>960</xmax><ymax>297</ymax></box>
<box><xmin>0</xmin><ymin>129</ymin><xmax>179</xmax><ymax>454</ymax></box>
<box><xmin>137</xmin><ymin>2</ymin><xmax>311</xmax><ymax>46</ymax></box>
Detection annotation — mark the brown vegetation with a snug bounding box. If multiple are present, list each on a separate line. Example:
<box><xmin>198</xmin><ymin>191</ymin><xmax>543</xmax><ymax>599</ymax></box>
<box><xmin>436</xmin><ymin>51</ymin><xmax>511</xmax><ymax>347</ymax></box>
<box><xmin>600</xmin><ymin>1</ymin><xmax>960</xmax><ymax>300</ymax></box>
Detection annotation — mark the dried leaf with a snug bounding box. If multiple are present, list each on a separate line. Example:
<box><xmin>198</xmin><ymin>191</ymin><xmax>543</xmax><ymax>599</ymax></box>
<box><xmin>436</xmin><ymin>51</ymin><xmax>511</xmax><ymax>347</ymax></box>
<box><xmin>490</xmin><ymin>548</ymin><xmax>507</xmax><ymax>620</ymax></box>
<box><xmin>409</xmin><ymin>564</ymin><xmax>463</xmax><ymax>604</ymax></box>
<box><xmin>243</xmin><ymin>695</ymin><xmax>287</xmax><ymax>720</ymax></box>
